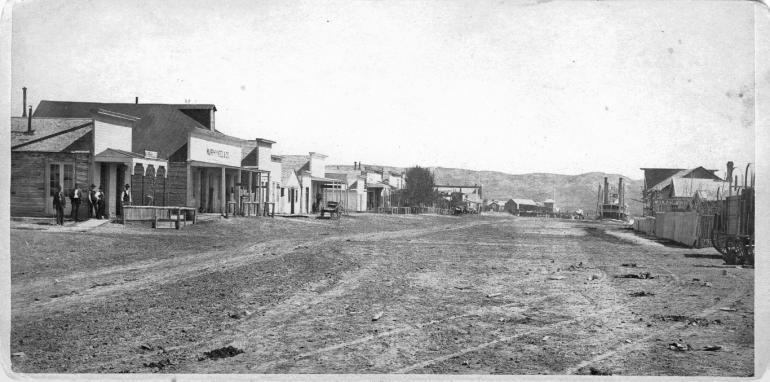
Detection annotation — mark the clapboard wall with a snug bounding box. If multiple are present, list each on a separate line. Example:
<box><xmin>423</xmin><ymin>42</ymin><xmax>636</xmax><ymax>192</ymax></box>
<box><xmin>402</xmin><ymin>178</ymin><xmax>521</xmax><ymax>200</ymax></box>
<box><xmin>653</xmin><ymin>212</ymin><xmax>714</xmax><ymax>248</ymax></box>
<box><xmin>11</xmin><ymin>151</ymin><xmax>91</xmax><ymax>217</ymax></box>
<box><xmin>166</xmin><ymin>162</ymin><xmax>189</xmax><ymax>207</ymax></box>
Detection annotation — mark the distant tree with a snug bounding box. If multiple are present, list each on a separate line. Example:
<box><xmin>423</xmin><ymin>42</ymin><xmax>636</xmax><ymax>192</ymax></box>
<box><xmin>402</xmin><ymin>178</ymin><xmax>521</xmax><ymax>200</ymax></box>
<box><xmin>404</xmin><ymin>166</ymin><xmax>437</xmax><ymax>206</ymax></box>
<box><xmin>450</xmin><ymin>192</ymin><xmax>465</xmax><ymax>208</ymax></box>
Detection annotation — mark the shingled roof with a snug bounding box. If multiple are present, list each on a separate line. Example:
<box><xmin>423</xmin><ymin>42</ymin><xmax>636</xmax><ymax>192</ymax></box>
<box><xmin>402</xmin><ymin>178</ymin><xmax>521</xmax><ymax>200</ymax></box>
<box><xmin>33</xmin><ymin>100</ymin><xmax>245</xmax><ymax>159</ymax></box>
<box><xmin>11</xmin><ymin>117</ymin><xmax>94</xmax><ymax>152</ymax></box>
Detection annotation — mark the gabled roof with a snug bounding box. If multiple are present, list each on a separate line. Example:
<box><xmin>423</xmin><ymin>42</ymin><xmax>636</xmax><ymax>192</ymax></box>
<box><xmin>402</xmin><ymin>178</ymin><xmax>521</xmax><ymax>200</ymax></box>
<box><xmin>33</xmin><ymin>100</ymin><xmax>246</xmax><ymax>159</ymax></box>
<box><xmin>12</xmin><ymin>118</ymin><xmax>94</xmax><ymax>152</ymax></box>
<box><xmin>648</xmin><ymin>167</ymin><xmax>722</xmax><ymax>192</ymax></box>
<box><xmin>96</xmin><ymin>148</ymin><xmax>145</xmax><ymax>158</ymax></box>
<box><xmin>11</xmin><ymin>117</ymin><xmax>93</xmax><ymax>149</ymax></box>
<box><xmin>640</xmin><ymin>168</ymin><xmax>685</xmax><ymax>191</ymax></box>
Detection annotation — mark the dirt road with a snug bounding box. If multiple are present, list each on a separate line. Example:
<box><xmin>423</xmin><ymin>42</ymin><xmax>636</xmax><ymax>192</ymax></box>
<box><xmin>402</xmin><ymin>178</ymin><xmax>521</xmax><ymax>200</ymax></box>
<box><xmin>10</xmin><ymin>214</ymin><xmax>754</xmax><ymax>375</ymax></box>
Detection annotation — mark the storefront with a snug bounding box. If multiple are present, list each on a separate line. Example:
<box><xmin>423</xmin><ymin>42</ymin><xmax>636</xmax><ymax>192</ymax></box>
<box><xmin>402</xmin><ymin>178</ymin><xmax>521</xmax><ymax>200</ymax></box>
<box><xmin>27</xmin><ymin>99</ymin><xmax>277</xmax><ymax>216</ymax></box>
<box><xmin>10</xmin><ymin>109</ymin><xmax>167</xmax><ymax>219</ymax></box>
<box><xmin>93</xmin><ymin>149</ymin><xmax>168</xmax><ymax>217</ymax></box>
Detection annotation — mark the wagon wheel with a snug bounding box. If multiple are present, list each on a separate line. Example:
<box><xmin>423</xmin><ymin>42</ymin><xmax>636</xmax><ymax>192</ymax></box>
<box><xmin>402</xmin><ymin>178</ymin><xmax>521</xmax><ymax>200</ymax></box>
<box><xmin>711</xmin><ymin>228</ymin><xmax>728</xmax><ymax>257</ymax></box>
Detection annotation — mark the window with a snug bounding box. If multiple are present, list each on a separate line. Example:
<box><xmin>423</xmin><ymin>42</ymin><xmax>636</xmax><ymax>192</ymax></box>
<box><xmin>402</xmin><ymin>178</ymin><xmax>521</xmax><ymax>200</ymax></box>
<box><xmin>281</xmin><ymin>188</ymin><xmax>285</xmax><ymax>197</ymax></box>
<box><xmin>49</xmin><ymin>162</ymin><xmax>75</xmax><ymax>196</ymax></box>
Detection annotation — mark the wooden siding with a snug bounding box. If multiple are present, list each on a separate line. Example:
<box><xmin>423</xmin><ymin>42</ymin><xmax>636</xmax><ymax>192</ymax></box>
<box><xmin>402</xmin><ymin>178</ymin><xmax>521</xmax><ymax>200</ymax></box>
<box><xmin>11</xmin><ymin>152</ymin><xmax>91</xmax><ymax>217</ymax></box>
<box><xmin>166</xmin><ymin>162</ymin><xmax>189</xmax><ymax>207</ymax></box>
<box><xmin>652</xmin><ymin>212</ymin><xmax>714</xmax><ymax>248</ymax></box>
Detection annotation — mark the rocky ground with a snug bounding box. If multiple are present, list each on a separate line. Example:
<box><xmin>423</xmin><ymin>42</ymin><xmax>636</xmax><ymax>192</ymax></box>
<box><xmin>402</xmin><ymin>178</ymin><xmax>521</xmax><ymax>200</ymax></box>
<box><xmin>9</xmin><ymin>213</ymin><xmax>754</xmax><ymax>376</ymax></box>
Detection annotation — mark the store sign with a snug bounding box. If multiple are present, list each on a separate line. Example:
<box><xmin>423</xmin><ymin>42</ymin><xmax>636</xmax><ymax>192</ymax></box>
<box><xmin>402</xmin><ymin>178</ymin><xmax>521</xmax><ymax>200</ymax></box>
<box><xmin>144</xmin><ymin>150</ymin><xmax>158</xmax><ymax>159</ymax></box>
<box><xmin>189</xmin><ymin>137</ymin><xmax>241</xmax><ymax>167</ymax></box>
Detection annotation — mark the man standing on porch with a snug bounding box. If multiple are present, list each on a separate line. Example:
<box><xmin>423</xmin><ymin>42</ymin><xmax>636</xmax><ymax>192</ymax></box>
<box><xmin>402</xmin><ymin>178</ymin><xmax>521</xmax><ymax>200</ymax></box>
<box><xmin>53</xmin><ymin>184</ymin><xmax>66</xmax><ymax>225</ymax></box>
<box><xmin>88</xmin><ymin>184</ymin><xmax>98</xmax><ymax>218</ymax></box>
<box><xmin>70</xmin><ymin>184</ymin><xmax>82</xmax><ymax>222</ymax></box>
<box><xmin>122</xmin><ymin>184</ymin><xmax>132</xmax><ymax>208</ymax></box>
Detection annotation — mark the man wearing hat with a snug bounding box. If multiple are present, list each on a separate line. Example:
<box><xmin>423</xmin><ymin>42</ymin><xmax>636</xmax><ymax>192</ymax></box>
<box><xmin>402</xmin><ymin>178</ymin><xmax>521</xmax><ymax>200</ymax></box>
<box><xmin>121</xmin><ymin>183</ymin><xmax>132</xmax><ymax>214</ymax></box>
<box><xmin>70</xmin><ymin>183</ymin><xmax>82</xmax><ymax>222</ymax></box>
<box><xmin>53</xmin><ymin>184</ymin><xmax>66</xmax><ymax>225</ymax></box>
<box><xmin>95</xmin><ymin>186</ymin><xmax>105</xmax><ymax>219</ymax></box>
<box><xmin>88</xmin><ymin>184</ymin><xmax>98</xmax><ymax>219</ymax></box>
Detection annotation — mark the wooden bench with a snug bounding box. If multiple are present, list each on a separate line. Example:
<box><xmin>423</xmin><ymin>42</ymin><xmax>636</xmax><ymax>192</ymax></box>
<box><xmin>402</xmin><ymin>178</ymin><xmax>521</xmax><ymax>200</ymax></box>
<box><xmin>123</xmin><ymin>206</ymin><xmax>197</xmax><ymax>229</ymax></box>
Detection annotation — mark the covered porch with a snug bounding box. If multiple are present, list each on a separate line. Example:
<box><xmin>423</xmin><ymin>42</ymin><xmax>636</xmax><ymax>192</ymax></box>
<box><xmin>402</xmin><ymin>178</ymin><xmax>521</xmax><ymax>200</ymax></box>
<box><xmin>93</xmin><ymin>148</ymin><xmax>168</xmax><ymax>217</ymax></box>
<box><xmin>312</xmin><ymin>176</ymin><xmax>347</xmax><ymax>214</ymax></box>
<box><xmin>366</xmin><ymin>182</ymin><xmax>391</xmax><ymax>211</ymax></box>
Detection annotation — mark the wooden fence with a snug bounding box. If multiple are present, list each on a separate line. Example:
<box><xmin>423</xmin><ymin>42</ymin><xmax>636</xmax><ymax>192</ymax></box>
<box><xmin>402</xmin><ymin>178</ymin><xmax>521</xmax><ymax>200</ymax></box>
<box><xmin>122</xmin><ymin>205</ymin><xmax>197</xmax><ymax>229</ymax></box>
<box><xmin>633</xmin><ymin>217</ymin><xmax>656</xmax><ymax>235</ymax></box>
<box><xmin>636</xmin><ymin>212</ymin><xmax>714</xmax><ymax>248</ymax></box>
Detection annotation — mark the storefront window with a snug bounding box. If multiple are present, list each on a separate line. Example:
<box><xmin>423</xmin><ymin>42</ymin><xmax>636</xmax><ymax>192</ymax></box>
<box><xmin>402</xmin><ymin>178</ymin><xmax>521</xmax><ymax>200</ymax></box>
<box><xmin>49</xmin><ymin>164</ymin><xmax>60</xmax><ymax>196</ymax></box>
<box><xmin>49</xmin><ymin>163</ymin><xmax>74</xmax><ymax>196</ymax></box>
<box><xmin>63</xmin><ymin>164</ymin><xmax>74</xmax><ymax>191</ymax></box>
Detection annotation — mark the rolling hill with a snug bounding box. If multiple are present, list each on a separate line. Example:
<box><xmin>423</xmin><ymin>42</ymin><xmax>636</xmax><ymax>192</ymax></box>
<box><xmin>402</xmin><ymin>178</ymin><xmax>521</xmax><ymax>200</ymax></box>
<box><xmin>327</xmin><ymin>165</ymin><xmax>644</xmax><ymax>216</ymax></box>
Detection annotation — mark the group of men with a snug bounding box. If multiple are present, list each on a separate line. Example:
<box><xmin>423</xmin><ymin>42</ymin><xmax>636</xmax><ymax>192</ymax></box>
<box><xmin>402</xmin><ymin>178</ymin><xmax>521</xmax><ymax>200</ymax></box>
<box><xmin>51</xmin><ymin>183</ymin><xmax>132</xmax><ymax>225</ymax></box>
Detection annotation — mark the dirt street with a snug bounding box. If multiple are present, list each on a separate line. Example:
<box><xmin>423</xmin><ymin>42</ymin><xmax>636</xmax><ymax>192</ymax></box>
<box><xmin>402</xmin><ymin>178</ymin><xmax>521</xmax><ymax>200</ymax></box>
<box><xmin>10</xmin><ymin>214</ymin><xmax>754</xmax><ymax>376</ymax></box>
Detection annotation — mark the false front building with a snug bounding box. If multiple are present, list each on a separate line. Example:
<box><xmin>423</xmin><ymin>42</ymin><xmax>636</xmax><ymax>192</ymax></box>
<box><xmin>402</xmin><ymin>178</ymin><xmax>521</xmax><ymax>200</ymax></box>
<box><xmin>29</xmin><ymin>100</ymin><xmax>275</xmax><ymax>216</ymax></box>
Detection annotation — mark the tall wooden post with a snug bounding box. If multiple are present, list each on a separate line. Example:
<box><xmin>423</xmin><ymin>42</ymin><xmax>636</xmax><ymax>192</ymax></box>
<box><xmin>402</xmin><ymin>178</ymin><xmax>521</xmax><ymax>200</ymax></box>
<box><xmin>220</xmin><ymin>166</ymin><xmax>226</xmax><ymax>214</ymax></box>
<box><xmin>237</xmin><ymin>169</ymin><xmax>243</xmax><ymax>215</ymax></box>
<box><xmin>266</xmin><ymin>172</ymin><xmax>271</xmax><ymax>202</ymax></box>
<box><xmin>248</xmin><ymin>171</ymin><xmax>253</xmax><ymax>201</ymax></box>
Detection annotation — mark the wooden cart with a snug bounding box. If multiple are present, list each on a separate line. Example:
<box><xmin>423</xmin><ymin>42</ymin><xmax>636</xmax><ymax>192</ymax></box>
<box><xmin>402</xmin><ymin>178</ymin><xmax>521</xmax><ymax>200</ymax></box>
<box><xmin>320</xmin><ymin>201</ymin><xmax>343</xmax><ymax>220</ymax></box>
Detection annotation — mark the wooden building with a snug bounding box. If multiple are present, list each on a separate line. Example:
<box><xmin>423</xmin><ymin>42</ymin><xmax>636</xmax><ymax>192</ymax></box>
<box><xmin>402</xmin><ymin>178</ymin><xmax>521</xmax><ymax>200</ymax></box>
<box><xmin>281</xmin><ymin>152</ymin><xmax>343</xmax><ymax>214</ymax></box>
<box><xmin>640</xmin><ymin>167</ymin><xmax>724</xmax><ymax>216</ymax></box>
<box><xmin>504</xmin><ymin>198</ymin><xmax>539</xmax><ymax>216</ymax></box>
<box><xmin>279</xmin><ymin>167</ymin><xmax>301</xmax><ymax>215</ymax></box>
<box><xmin>11</xmin><ymin>109</ymin><xmax>168</xmax><ymax>218</ymax></box>
<box><xmin>31</xmin><ymin>100</ymin><xmax>275</xmax><ymax>215</ymax></box>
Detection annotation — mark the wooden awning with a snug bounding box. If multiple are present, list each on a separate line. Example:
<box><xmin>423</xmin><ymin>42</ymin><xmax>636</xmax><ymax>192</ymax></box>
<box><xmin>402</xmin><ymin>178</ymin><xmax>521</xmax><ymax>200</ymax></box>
<box><xmin>94</xmin><ymin>148</ymin><xmax>168</xmax><ymax>177</ymax></box>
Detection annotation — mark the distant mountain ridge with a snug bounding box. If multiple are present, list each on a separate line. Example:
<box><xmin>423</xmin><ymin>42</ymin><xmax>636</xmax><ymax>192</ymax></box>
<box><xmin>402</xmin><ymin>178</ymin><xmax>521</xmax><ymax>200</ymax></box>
<box><xmin>328</xmin><ymin>164</ymin><xmax>644</xmax><ymax>215</ymax></box>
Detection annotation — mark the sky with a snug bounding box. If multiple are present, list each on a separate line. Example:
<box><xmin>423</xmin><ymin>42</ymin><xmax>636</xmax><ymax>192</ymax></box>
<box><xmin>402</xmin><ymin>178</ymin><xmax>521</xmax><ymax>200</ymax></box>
<box><xmin>8</xmin><ymin>0</ymin><xmax>762</xmax><ymax>179</ymax></box>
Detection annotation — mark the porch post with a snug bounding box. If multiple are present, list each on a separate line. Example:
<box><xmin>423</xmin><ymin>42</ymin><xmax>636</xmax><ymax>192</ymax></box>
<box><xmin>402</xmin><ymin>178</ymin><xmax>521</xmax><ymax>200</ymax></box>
<box><xmin>220</xmin><ymin>166</ymin><xmax>226</xmax><ymax>214</ymax></box>
<box><xmin>248</xmin><ymin>171</ymin><xmax>253</xmax><ymax>202</ymax></box>
<box><xmin>266</xmin><ymin>172</ymin><xmax>271</xmax><ymax>202</ymax></box>
<box><xmin>186</xmin><ymin>164</ymin><xmax>193</xmax><ymax>208</ymax></box>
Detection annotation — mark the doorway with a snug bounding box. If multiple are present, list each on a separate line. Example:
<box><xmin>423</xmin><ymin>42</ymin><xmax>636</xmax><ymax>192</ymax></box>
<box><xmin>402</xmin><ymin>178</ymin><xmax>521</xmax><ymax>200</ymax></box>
<box><xmin>290</xmin><ymin>188</ymin><xmax>296</xmax><ymax>214</ymax></box>
<box><xmin>115</xmin><ymin>165</ymin><xmax>125</xmax><ymax>216</ymax></box>
<box><xmin>48</xmin><ymin>162</ymin><xmax>74</xmax><ymax>216</ymax></box>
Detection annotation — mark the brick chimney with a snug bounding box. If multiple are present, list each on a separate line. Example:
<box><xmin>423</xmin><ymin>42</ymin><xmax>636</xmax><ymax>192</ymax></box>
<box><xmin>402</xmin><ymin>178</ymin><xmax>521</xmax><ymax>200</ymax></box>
<box><xmin>27</xmin><ymin>106</ymin><xmax>33</xmax><ymax>133</ymax></box>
